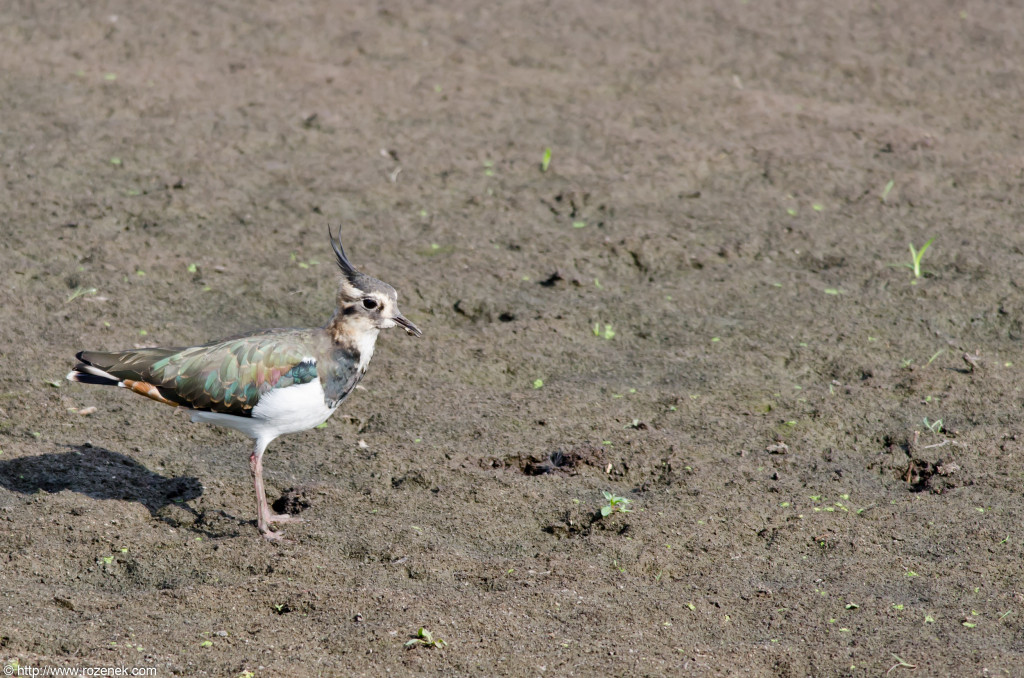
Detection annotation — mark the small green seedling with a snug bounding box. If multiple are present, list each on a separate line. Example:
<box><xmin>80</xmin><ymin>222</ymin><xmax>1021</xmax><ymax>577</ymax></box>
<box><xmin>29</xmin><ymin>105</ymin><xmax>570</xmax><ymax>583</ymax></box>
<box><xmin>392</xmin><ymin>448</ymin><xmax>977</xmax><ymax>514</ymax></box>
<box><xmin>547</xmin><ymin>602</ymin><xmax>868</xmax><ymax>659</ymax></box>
<box><xmin>67</xmin><ymin>286</ymin><xmax>97</xmax><ymax>303</ymax></box>
<box><xmin>541</xmin><ymin>147</ymin><xmax>552</xmax><ymax>172</ymax></box>
<box><xmin>880</xmin><ymin>179</ymin><xmax>895</xmax><ymax>203</ymax></box>
<box><xmin>601</xmin><ymin>491</ymin><xmax>632</xmax><ymax>517</ymax></box>
<box><xmin>593</xmin><ymin>323</ymin><xmax>615</xmax><ymax>340</ymax></box>
<box><xmin>405</xmin><ymin>627</ymin><xmax>447</xmax><ymax>649</ymax></box>
<box><xmin>905</xmin><ymin>238</ymin><xmax>934</xmax><ymax>279</ymax></box>
<box><xmin>923</xmin><ymin>417</ymin><xmax>943</xmax><ymax>435</ymax></box>
<box><xmin>888</xmin><ymin>653</ymin><xmax>916</xmax><ymax>673</ymax></box>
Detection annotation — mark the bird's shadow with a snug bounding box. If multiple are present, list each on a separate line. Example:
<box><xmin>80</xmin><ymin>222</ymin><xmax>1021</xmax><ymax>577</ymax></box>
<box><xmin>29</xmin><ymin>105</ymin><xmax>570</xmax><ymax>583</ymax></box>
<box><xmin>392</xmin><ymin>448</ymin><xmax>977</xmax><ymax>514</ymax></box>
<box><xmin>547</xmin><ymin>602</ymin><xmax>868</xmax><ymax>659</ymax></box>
<box><xmin>0</xmin><ymin>444</ymin><xmax>208</xmax><ymax>528</ymax></box>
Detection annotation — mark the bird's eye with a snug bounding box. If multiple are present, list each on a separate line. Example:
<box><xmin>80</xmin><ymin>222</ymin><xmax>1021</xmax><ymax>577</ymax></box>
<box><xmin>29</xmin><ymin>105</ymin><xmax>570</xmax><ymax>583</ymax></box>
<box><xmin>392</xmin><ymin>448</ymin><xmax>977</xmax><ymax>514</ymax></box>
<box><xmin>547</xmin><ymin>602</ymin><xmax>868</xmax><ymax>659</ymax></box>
<box><xmin>362</xmin><ymin>298</ymin><xmax>379</xmax><ymax>310</ymax></box>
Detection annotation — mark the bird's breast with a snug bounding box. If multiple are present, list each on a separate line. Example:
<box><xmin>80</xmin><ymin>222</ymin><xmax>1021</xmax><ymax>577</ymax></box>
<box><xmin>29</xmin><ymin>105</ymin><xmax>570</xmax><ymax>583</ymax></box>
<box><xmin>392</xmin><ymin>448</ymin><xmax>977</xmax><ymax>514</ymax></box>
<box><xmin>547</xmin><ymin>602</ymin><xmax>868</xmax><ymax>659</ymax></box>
<box><xmin>353</xmin><ymin>328</ymin><xmax>379</xmax><ymax>372</ymax></box>
<box><xmin>250</xmin><ymin>380</ymin><xmax>337</xmax><ymax>437</ymax></box>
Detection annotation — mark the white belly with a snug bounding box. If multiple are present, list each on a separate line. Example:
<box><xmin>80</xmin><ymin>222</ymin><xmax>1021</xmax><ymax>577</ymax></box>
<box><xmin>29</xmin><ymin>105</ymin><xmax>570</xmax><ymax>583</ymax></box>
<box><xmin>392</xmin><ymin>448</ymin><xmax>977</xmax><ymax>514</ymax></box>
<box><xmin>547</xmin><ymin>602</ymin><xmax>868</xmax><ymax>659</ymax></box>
<box><xmin>189</xmin><ymin>380</ymin><xmax>336</xmax><ymax>442</ymax></box>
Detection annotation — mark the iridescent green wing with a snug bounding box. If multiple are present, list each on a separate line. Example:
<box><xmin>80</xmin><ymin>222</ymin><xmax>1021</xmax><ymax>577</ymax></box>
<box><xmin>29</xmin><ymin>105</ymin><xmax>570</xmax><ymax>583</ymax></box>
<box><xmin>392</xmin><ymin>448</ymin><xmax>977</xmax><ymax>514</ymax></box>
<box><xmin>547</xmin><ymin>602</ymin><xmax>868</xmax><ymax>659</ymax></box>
<box><xmin>143</xmin><ymin>331</ymin><xmax>318</xmax><ymax>415</ymax></box>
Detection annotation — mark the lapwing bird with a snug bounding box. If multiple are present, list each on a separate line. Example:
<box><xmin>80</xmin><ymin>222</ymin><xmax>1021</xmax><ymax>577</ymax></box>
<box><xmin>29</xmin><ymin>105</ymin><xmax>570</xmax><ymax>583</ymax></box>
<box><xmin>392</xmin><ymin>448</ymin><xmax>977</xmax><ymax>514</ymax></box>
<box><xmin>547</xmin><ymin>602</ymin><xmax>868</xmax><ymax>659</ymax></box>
<box><xmin>67</xmin><ymin>228</ymin><xmax>421</xmax><ymax>541</ymax></box>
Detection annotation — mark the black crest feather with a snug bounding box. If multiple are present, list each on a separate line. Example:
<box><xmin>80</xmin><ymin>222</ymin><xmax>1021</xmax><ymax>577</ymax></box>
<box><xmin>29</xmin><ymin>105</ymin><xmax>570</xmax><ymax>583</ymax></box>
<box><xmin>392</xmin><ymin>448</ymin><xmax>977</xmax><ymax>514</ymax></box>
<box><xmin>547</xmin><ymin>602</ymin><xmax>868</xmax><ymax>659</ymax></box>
<box><xmin>328</xmin><ymin>225</ymin><xmax>359</xmax><ymax>279</ymax></box>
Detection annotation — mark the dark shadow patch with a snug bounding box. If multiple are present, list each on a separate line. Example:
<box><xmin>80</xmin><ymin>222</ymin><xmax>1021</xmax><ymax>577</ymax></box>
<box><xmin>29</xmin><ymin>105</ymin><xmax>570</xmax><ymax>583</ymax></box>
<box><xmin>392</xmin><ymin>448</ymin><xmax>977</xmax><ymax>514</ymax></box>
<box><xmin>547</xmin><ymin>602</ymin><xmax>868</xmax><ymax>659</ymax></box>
<box><xmin>272</xmin><ymin>485</ymin><xmax>315</xmax><ymax>515</ymax></box>
<box><xmin>0</xmin><ymin>444</ymin><xmax>202</xmax><ymax>517</ymax></box>
<box><xmin>521</xmin><ymin>450</ymin><xmax>574</xmax><ymax>476</ymax></box>
<box><xmin>500</xmin><ymin>444</ymin><xmax>606</xmax><ymax>476</ymax></box>
<box><xmin>538</xmin><ymin>271</ymin><xmax>563</xmax><ymax>287</ymax></box>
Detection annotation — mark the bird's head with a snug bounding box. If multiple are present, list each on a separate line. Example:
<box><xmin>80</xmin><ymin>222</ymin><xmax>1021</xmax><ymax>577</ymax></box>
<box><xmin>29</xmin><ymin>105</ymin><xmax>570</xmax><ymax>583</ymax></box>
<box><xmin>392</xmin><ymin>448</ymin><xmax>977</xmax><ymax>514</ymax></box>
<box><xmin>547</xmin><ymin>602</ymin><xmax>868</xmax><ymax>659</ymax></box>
<box><xmin>329</xmin><ymin>227</ymin><xmax>422</xmax><ymax>337</ymax></box>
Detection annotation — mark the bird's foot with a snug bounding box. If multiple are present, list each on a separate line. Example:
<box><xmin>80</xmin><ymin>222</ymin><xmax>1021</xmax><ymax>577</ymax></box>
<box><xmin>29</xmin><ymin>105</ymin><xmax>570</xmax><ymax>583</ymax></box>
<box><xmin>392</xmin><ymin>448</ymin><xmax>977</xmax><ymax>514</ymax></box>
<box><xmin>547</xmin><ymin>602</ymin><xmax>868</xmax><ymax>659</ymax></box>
<box><xmin>267</xmin><ymin>512</ymin><xmax>304</xmax><ymax>524</ymax></box>
<box><xmin>260</xmin><ymin>529</ymin><xmax>293</xmax><ymax>544</ymax></box>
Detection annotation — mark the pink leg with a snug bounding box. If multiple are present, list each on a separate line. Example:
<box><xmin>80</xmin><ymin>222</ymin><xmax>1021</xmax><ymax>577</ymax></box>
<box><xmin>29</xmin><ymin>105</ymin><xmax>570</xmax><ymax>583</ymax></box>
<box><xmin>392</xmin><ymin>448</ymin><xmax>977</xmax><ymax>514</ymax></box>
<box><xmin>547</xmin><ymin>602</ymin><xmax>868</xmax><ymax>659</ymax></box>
<box><xmin>249</xmin><ymin>440</ymin><xmax>303</xmax><ymax>542</ymax></box>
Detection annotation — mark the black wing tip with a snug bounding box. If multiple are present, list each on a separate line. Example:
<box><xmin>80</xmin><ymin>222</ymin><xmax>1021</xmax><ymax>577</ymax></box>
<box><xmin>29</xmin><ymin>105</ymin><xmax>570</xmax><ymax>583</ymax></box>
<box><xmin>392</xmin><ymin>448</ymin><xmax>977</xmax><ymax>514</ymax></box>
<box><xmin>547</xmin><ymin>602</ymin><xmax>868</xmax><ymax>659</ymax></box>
<box><xmin>67</xmin><ymin>368</ymin><xmax>118</xmax><ymax>386</ymax></box>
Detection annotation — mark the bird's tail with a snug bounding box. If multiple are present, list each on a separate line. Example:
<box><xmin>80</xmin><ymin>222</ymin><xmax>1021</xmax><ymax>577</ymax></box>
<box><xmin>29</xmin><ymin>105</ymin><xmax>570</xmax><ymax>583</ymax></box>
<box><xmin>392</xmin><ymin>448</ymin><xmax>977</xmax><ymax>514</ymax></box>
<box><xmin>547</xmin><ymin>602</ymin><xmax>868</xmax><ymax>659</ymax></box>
<box><xmin>66</xmin><ymin>351</ymin><xmax>124</xmax><ymax>386</ymax></box>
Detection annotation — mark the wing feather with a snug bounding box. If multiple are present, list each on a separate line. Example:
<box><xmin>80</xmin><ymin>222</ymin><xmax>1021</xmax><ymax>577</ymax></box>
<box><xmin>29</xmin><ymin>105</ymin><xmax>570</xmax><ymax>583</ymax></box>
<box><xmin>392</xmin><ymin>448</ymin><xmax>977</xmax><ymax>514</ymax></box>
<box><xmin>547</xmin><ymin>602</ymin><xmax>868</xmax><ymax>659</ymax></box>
<box><xmin>76</xmin><ymin>331</ymin><xmax>320</xmax><ymax>416</ymax></box>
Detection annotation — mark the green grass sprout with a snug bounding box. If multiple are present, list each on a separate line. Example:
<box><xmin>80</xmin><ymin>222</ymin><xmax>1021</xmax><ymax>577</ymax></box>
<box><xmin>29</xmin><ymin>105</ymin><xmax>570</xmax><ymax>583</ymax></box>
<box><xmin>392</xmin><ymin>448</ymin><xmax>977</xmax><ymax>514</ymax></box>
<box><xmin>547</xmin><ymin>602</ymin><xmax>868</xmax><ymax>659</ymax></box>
<box><xmin>888</xmin><ymin>653</ymin><xmax>916</xmax><ymax>673</ymax></box>
<box><xmin>541</xmin><ymin>147</ymin><xmax>552</xmax><ymax>172</ymax></box>
<box><xmin>66</xmin><ymin>286</ymin><xmax>98</xmax><ymax>303</ymax></box>
<box><xmin>881</xmin><ymin>179</ymin><xmax>895</xmax><ymax>203</ymax></box>
<box><xmin>905</xmin><ymin>238</ymin><xmax>934</xmax><ymax>279</ymax></box>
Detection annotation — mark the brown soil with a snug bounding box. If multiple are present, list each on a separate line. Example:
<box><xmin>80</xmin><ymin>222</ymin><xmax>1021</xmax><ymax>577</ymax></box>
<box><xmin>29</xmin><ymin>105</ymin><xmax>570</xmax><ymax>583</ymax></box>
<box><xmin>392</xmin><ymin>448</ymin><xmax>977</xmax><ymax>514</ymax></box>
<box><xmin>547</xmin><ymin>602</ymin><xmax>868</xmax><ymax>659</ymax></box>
<box><xmin>2</xmin><ymin>1</ymin><xmax>1024</xmax><ymax>675</ymax></box>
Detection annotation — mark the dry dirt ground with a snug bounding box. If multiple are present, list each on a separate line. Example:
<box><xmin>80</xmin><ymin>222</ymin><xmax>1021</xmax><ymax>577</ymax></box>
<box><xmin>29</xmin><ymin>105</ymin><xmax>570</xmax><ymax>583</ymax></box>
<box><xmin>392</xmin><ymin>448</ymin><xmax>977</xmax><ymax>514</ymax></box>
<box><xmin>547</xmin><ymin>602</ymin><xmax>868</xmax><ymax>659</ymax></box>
<box><xmin>2</xmin><ymin>1</ymin><xmax>1024</xmax><ymax>676</ymax></box>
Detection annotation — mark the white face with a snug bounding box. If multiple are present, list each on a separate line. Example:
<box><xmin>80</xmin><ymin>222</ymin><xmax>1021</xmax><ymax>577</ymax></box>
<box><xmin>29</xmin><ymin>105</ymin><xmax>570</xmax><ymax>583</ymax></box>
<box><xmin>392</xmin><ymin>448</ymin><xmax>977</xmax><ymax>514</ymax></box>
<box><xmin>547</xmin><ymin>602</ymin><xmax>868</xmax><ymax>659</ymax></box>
<box><xmin>337</xmin><ymin>273</ymin><xmax>421</xmax><ymax>336</ymax></box>
<box><xmin>357</xmin><ymin>291</ymin><xmax>399</xmax><ymax>330</ymax></box>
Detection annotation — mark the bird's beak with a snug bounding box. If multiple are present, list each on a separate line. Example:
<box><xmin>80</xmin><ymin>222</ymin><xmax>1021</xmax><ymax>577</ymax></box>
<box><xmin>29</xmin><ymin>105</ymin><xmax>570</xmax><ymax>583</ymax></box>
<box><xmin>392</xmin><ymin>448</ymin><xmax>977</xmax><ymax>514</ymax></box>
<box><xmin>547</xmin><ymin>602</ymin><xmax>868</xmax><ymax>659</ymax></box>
<box><xmin>394</xmin><ymin>314</ymin><xmax>422</xmax><ymax>337</ymax></box>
